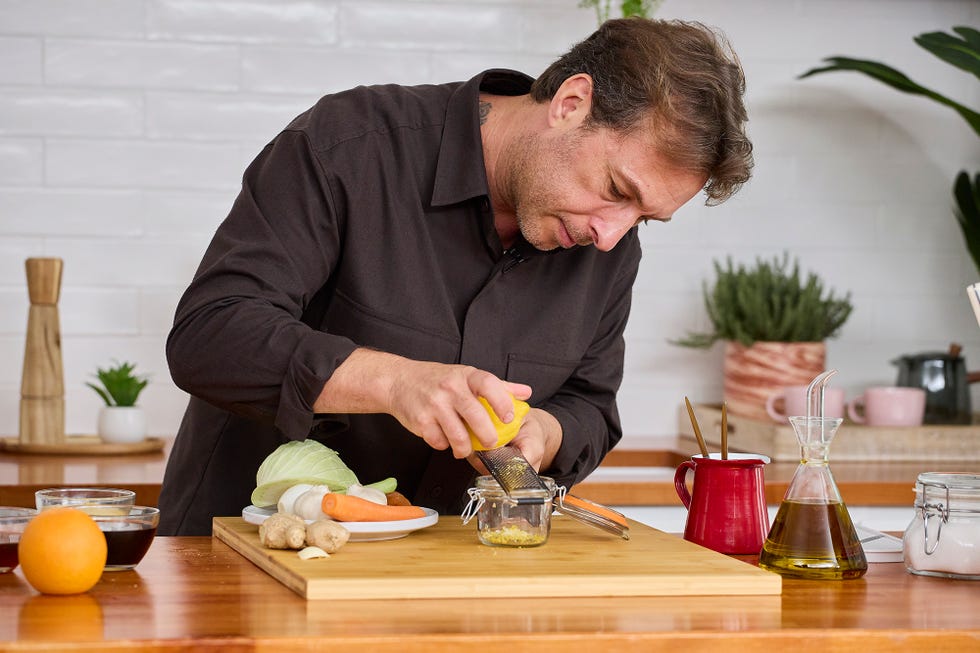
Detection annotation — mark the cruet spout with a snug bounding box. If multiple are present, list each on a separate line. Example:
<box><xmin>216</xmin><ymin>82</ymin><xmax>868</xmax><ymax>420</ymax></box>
<box><xmin>805</xmin><ymin>369</ymin><xmax>838</xmax><ymax>420</ymax></box>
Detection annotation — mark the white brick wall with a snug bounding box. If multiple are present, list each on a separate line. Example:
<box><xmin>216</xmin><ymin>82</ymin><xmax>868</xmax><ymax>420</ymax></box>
<box><xmin>1</xmin><ymin>0</ymin><xmax>979</xmax><ymax>445</ymax></box>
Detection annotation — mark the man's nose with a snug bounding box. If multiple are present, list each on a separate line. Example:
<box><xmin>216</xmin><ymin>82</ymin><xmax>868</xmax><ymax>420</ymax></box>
<box><xmin>590</xmin><ymin>214</ymin><xmax>635</xmax><ymax>252</ymax></box>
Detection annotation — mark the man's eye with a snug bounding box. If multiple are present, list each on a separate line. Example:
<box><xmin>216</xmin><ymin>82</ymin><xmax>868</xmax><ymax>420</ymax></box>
<box><xmin>609</xmin><ymin>182</ymin><xmax>625</xmax><ymax>200</ymax></box>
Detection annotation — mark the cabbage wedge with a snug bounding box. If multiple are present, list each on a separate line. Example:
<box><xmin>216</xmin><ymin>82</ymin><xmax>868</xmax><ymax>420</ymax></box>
<box><xmin>250</xmin><ymin>440</ymin><xmax>359</xmax><ymax>507</ymax></box>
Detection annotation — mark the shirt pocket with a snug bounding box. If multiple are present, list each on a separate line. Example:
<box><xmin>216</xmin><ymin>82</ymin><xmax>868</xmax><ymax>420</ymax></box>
<box><xmin>505</xmin><ymin>353</ymin><xmax>579</xmax><ymax>401</ymax></box>
<box><xmin>325</xmin><ymin>289</ymin><xmax>460</xmax><ymax>362</ymax></box>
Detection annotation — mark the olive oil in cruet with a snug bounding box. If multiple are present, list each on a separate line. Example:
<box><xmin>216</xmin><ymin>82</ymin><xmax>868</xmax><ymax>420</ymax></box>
<box><xmin>759</xmin><ymin>370</ymin><xmax>868</xmax><ymax>580</ymax></box>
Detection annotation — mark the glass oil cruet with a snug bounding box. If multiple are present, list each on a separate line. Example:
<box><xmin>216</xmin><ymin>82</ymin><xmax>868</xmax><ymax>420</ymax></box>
<box><xmin>759</xmin><ymin>369</ymin><xmax>868</xmax><ymax>579</ymax></box>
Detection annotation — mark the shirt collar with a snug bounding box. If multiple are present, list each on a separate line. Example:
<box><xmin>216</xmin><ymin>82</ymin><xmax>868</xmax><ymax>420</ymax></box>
<box><xmin>431</xmin><ymin>69</ymin><xmax>534</xmax><ymax>208</ymax></box>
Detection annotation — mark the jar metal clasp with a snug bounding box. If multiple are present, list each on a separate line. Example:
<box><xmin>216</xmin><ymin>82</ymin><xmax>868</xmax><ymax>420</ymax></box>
<box><xmin>919</xmin><ymin>480</ymin><xmax>951</xmax><ymax>556</ymax></box>
<box><xmin>460</xmin><ymin>487</ymin><xmax>484</xmax><ymax>525</ymax></box>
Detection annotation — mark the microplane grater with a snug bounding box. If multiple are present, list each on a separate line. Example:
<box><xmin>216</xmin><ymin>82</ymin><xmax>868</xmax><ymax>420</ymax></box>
<box><xmin>475</xmin><ymin>445</ymin><xmax>549</xmax><ymax>504</ymax></box>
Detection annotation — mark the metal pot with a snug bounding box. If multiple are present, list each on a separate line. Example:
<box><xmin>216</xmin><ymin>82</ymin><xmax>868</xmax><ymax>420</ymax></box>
<box><xmin>891</xmin><ymin>344</ymin><xmax>980</xmax><ymax>425</ymax></box>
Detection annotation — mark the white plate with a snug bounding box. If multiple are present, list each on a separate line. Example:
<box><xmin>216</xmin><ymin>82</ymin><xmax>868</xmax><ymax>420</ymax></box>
<box><xmin>855</xmin><ymin>523</ymin><xmax>903</xmax><ymax>563</ymax></box>
<box><xmin>241</xmin><ymin>504</ymin><xmax>439</xmax><ymax>542</ymax></box>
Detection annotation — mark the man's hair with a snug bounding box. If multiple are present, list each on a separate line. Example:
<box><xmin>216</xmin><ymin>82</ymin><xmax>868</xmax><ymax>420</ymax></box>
<box><xmin>530</xmin><ymin>18</ymin><xmax>753</xmax><ymax>205</ymax></box>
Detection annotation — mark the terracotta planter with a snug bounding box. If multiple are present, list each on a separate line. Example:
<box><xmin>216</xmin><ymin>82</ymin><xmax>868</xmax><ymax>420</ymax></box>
<box><xmin>723</xmin><ymin>341</ymin><xmax>826</xmax><ymax>422</ymax></box>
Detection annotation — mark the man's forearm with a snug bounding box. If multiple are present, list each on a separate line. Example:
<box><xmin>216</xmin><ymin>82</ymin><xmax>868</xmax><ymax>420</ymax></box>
<box><xmin>312</xmin><ymin>347</ymin><xmax>400</xmax><ymax>414</ymax></box>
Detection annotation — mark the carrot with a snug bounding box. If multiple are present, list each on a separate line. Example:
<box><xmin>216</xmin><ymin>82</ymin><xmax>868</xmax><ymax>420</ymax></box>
<box><xmin>384</xmin><ymin>491</ymin><xmax>412</xmax><ymax>507</ymax></box>
<box><xmin>321</xmin><ymin>493</ymin><xmax>426</xmax><ymax>522</ymax></box>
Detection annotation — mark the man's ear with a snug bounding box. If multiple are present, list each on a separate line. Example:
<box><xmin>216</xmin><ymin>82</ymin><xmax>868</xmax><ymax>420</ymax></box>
<box><xmin>548</xmin><ymin>73</ymin><xmax>594</xmax><ymax>128</ymax></box>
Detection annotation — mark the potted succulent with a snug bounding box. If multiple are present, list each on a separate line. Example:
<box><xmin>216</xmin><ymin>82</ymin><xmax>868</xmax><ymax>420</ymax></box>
<box><xmin>674</xmin><ymin>253</ymin><xmax>853</xmax><ymax>421</ymax></box>
<box><xmin>86</xmin><ymin>360</ymin><xmax>150</xmax><ymax>443</ymax></box>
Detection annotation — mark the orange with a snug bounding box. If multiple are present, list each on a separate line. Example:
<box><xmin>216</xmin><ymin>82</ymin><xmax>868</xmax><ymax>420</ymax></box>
<box><xmin>18</xmin><ymin>507</ymin><xmax>107</xmax><ymax>595</ymax></box>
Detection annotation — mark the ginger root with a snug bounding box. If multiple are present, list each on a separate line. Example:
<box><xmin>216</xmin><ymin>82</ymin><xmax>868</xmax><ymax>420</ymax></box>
<box><xmin>306</xmin><ymin>519</ymin><xmax>350</xmax><ymax>553</ymax></box>
<box><xmin>259</xmin><ymin>513</ymin><xmax>350</xmax><ymax>554</ymax></box>
<box><xmin>259</xmin><ymin>512</ymin><xmax>307</xmax><ymax>549</ymax></box>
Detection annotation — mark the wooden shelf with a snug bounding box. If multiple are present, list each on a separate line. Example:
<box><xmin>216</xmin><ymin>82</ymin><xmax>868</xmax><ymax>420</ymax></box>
<box><xmin>0</xmin><ymin>435</ymin><xmax>165</xmax><ymax>456</ymax></box>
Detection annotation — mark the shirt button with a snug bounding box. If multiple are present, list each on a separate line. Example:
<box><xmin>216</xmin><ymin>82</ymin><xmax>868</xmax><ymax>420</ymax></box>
<box><xmin>431</xmin><ymin>486</ymin><xmax>443</xmax><ymax>498</ymax></box>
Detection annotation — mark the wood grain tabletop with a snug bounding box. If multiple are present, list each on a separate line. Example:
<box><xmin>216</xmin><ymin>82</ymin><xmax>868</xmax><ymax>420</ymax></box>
<box><xmin>0</xmin><ymin>534</ymin><xmax>977</xmax><ymax>652</ymax></box>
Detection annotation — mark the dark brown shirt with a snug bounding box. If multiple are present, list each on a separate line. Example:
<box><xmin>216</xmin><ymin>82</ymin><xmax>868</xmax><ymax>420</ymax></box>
<box><xmin>159</xmin><ymin>70</ymin><xmax>641</xmax><ymax>535</ymax></box>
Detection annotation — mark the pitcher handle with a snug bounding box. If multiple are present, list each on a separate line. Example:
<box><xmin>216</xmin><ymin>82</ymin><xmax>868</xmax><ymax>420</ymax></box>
<box><xmin>674</xmin><ymin>460</ymin><xmax>696</xmax><ymax>509</ymax></box>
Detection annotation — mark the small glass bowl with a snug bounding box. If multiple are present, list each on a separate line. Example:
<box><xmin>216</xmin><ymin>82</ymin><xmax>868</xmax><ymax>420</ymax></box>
<box><xmin>0</xmin><ymin>507</ymin><xmax>37</xmax><ymax>574</ymax></box>
<box><xmin>90</xmin><ymin>506</ymin><xmax>159</xmax><ymax>571</ymax></box>
<box><xmin>35</xmin><ymin>488</ymin><xmax>135</xmax><ymax>515</ymax></box>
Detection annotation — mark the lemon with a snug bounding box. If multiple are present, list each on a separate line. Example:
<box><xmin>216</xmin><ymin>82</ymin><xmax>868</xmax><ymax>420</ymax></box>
<box><xmin>468</xmin><ymin>396</ymin><xmax>530</xmax><ymax>451</ymax></box>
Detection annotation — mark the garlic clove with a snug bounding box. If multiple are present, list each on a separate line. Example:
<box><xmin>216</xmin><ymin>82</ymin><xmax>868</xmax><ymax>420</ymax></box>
<box><xmin>293</xmin><ymin>485</ymin><xmax>331</xmax><ymax>521</ymax></box>
<box><xmin>346</xmin><ymin>482</ymin><xmax>388</xmax><ymax>505</ymax></box>
<box><xmin>277</xmin><ymin>483</ymin><xmax>315</xmax><ymax>515</ymax></box>
<box><xmin>297</xmin><ymin>546</ymin><xmax>330</xmax><ymax>560</ymax></box>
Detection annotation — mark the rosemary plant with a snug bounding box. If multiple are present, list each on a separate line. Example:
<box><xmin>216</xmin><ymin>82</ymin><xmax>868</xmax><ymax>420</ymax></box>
<box><xmin>673</xmin><ymin>254</ymin><xmax>853</xmax><ymax>349</ymax></box>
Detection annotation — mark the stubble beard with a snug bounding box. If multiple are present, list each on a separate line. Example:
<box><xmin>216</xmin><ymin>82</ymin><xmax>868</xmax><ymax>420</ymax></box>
<box><xmin>504</xmin><ymin>129</ymin><xmax>581</xmax><ymax>251</ymax></box>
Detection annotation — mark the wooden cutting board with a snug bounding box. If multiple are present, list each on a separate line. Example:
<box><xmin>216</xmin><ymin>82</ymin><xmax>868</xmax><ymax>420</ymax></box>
<box><xmin>212</xmin><ymin>516</ymin><xmax>780</xmax><ymax>600</ymax></box>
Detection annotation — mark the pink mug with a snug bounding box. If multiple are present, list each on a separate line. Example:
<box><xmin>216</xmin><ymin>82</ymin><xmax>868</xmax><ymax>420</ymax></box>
<box><xmin>766</xmin><ymin>385</ymin><xmax>846</xmax><ymax>423</ymax></box>
<box><xmin>847</xmin><ymin>386</ymin><xmax>926</xmax><ymax>426</ymax></box>
<box><xmin>674</xmin><ymin>453</ymin><xmax>771</xmax><ymax>555</ymax></box>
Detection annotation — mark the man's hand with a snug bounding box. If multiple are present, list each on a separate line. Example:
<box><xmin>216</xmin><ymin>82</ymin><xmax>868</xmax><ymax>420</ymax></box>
<box><xmin>313</xmin><ymin>348</ymin><xmax>532</xmax><ymax>459</ymax></box>
<box><xmin>468</xmin><ymin>407</ymin><xmax>563</xmax><ymax>475</ymax></box>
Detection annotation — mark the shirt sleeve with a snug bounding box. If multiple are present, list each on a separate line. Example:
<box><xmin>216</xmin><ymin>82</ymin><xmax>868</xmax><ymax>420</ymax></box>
<box><xmin>166</xmin><ymin>129</ymin><xmax>358</xmax><ymax>440</ymax></box>
<box><xmin>538</xmin><ymin>234</ymin><xmax>641</xmax><ymax>489</ymax></box>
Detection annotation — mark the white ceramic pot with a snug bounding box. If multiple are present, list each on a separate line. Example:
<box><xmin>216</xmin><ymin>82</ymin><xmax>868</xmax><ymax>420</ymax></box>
<box><xmin>97</xmin><ymin>406</ymin><xmax>147</xmax><ymax>444</ymax></box>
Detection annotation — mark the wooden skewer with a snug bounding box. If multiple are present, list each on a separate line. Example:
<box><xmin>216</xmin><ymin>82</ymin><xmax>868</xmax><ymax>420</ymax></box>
<box><xmin>721</xmin><ymin>402</ymin><xmax>728</xmax><ymax>460</ymax></box>
<box><xmin>684</xmin><ymin>396</ymin><xmax>710</xmax><ymax>458</ymax></box>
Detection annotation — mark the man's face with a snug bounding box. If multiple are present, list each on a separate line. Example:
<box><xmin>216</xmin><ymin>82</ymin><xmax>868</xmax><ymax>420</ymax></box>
<box><xmin>504</xmin><ymin>124</ymin><xmax>707</xmax><ymax>252</ymax></box>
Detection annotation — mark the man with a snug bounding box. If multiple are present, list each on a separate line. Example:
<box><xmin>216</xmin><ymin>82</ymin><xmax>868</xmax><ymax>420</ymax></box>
<box><xmin>159</xmin><ymin>17</ymin><xmax>752</xmax><ymax>535</ymax></box>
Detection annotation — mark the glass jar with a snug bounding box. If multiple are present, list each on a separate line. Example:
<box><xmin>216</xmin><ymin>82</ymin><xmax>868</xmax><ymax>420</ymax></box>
<box><xmin>903</xmin><ymin>472</ymin><xmax>980</xmax><ymax>580</ymax></box>
<box><xmin>461</xmin><ymin>476</ymin><xmax>557</xmax><ymax>547</ymax></box>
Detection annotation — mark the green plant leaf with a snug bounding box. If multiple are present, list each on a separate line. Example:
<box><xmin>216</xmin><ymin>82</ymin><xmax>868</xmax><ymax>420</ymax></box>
<box><xmin>955</xmin><ymin>26</ymin><xmax>980</xmax><ymax>51</ymax></box>
<box><xmin>86</xmin><ymin>360</ymin><xmax>150</xmax><ymax>407</ymax></box>
<box><xmin>800</xmin><ymin>26</ymin><xmax>980</xmax><ymax>277</ymax></box>
<box><xmin>954</xmin><ymin>170</ymin><xmax>980</xmax><ymax>277</ymax></box>
<box><xmin>85</xmin><ymin>382</ymin><xmax>113</xmax><ymax>406</ymax></box>
<box><xmin>799</xmin><ymin>56</ymin><xmax>980</xmax><ymax>138</ymax></box>
<box><xmin>915</xmin><ymin>27</ymin><xmax>980</xmax><ymax>82</ymax></box>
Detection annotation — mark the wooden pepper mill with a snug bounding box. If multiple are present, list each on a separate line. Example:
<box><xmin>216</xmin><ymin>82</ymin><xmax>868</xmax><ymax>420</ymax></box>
<box><xmin>19</xmin><ymin>257</ymin><xmax>65</xmax><ymax>445</ymax></box>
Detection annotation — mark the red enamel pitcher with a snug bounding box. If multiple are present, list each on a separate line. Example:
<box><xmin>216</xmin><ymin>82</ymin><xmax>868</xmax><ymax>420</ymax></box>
<box><xmin>674</xmin><ymin>453</ymin><xmax>771</xmax><ymax>555</ymax></box>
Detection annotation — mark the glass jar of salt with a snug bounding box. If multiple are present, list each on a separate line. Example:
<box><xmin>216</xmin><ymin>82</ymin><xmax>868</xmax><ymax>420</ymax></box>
<box><xmin>903</xmin><ymin>472</ymin><xmax>980</xmax><ymax>580</ymax></box>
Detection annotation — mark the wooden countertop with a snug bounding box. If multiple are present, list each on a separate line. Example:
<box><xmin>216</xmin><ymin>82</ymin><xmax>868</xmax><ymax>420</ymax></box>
<box><xmin>0</xmin><ymin>535</ymin><xmax>977</xmax><ymax>651</ymax></box>
<box><xmin>1</xmin><ymin>435</ymin><xmax>970</xmax><ymax>508</ymax></box>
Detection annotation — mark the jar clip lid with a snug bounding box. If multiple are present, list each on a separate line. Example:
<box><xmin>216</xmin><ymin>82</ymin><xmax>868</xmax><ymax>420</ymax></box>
<box><xmin>553</xmin><ymin>487</ymin><xmax>630</xmax><ymax>540</ymax></box>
